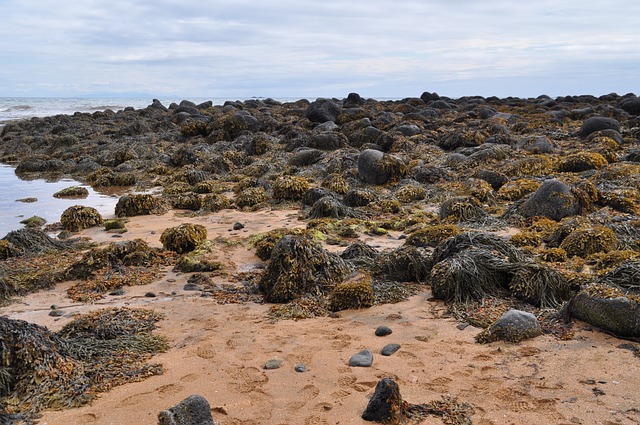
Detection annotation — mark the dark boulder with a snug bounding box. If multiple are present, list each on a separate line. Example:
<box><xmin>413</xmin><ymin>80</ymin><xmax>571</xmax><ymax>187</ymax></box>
<box><xmin>344</xmin><ymin>92</ymin><xmax>365</xmax><ymax>107</ymax></box>
<box><xmin>357</xmin><ymin>149</ymin><xmax>405</xmax><ymax>185</ymax></box>
<box><xmin>517</xmin><ymin>179</ymin><xmax>579</xmax><ymax>221</ymax></box>
<box><xmin>619</xmin><ymin>96</ymin><xmax>640</xmax><ymax>115</ymax></box>
<box><xmin>305</xmin><ymin>99</ymin><xmax>341</xmax><ymax>123</ymax></box>
<box><xmin>158</xmin><ymin>394</ymin><xmax>215</xmax><ymax>425</ymax></box>
<box><xmin>362</xmin><ymin>378</ymin><xmax>402</xmax><ymax>422</ymax></box>
<box><xmin>308</xmin><ymin>132</ymin><xmax>346</xmax><ymax>150</ymax></box>
<box><xmin>420</xmin><ymin>91</ymin><xmax>440</xmax><ymax>103</ymax></box>
<box><xmin>579</xmin><ymin>116</ymin><xmax>620</xmax><ymax>139</ymax></box>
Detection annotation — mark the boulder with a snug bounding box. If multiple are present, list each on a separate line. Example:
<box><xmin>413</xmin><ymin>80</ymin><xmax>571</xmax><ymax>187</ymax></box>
<box><xmin>357</xmin><ymin>149</ymin><xmax>405</xmax><ymax>185</ymax></box>
<box><xmin>518</xmin><ymin>179</ymin><xmax>579</xmax><ymax>221</ymax></box>
<box><xmin>158</xmin><ymin>395</ymin><xmax>215</xmax><ymax>425</ymax></box>
<box><xmin>305</xmin><ymin>99</ymin><xmax>341</xmax><ymax>123</ymax></box>
<box><xmin>362</xmin><ymin>378</ymin><xmax>402</xmax><ymax>422</ymax></box>
<box><xmin>475</xmin><ymin>310</ymin><xmax>543</xmax><ymax>343</ymax></box>
<box><xmin>579</xmin><ymin>116</ymin><xmax>620</xmax><ymax>138</ymax></box>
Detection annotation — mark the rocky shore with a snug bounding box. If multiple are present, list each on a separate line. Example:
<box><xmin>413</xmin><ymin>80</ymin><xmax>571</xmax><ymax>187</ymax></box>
<box><xmin>1</xmin><ymin>92</ymin><xmax>639</xmax><ymax>424</ymax></box>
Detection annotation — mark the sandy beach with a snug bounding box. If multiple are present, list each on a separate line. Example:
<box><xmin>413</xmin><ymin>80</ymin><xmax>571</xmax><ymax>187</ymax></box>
<box><xmin>2</xmin><ymin>208</ymin><xmax>639</xmax><ymax>425</ymax></box>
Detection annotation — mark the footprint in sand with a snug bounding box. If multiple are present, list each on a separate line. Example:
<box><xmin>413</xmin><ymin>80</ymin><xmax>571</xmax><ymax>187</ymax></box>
<box><xmin>79</xmin><ymin>413</ymin><xmax>98</xmax><ymax>422</ymax></box>
<box><xmin>285</xmin><ymin>385</ymin><xmax>320</xmax><ymax>411</ymax></box>
<box><xmin>180</xmin><ymin>373</ymin><xmax>199</xmax><ymax>383</ymax></box>
<box><xmin>303</xmin><ymin>416</ymin><xmax>329</xmax><ymax>425</ymax></box>
<box><xmin>120</xmin><ymin>391</ymin><xmax>153</xmax><ymax>407</ymax></box>
<box><xmin>194</xmin><ymin>344</ymin><xmax>216</xmax><ymax>359</ymax></box>
<box><xmin>157</xmin><ymin>383</ymin><xmax>184</xmax><ymax>396</ymax></box>
<box><xmin>227</xmin><ymin>366</ymin><xmax>269</xmax><ymax>394</ymax></box>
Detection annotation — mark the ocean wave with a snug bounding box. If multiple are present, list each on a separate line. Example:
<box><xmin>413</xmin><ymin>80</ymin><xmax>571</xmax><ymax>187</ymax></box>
<box><xmin>2</xmin><ymin>105</ymin><xmax>33</xmax><ymax>112</ymax></box>
<box><xmin>85</xmin><ymin>105</ymin><xmax>127</xmax><ymax>111</ymax></box>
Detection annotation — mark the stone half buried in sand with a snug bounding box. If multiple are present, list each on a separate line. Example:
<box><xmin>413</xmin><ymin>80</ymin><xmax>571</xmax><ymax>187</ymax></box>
<box><xmin>158</xmin><ymin>394</ymin><xmax>215</xmax><ymax>425</ymax></box>
<box><xmin>258</xmin><ymin>234</ymin><xmax>354</xmax><ymax>303</ymax></box>
<box><xmin>475</xmin><ymin>309</ymin><xmax>543</xmax><ymax>344</ymax></box>
<box><xmin>361</xmin><ymin>377</ymin><xmax>402</xmax><ymax>422</ymax></box>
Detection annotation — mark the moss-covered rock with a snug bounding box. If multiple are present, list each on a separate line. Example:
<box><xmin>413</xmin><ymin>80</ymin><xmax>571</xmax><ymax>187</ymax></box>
<box><xmin>19</xmin><ymin>216</ymin><xmax>46</xmax><ymax>229</ymax></box>
<box><xmin>115</xmin><ymin>194</ymin><xmax>163</xmax><ymax>217</ymax></box>
<box><xmin>250</xmin><ymin>228</ymin><xmax>307</xmax><ymax>261</ymax></box>
<box><xmin>497</xmin><ymin>179</ymin><xmax>541</xmax><ymax>201</ymax></box>
<box><xmin>517</xmin><ymin>179</ymin><xmax>579</xmax><ymax>221</ymax></box>
<box><xmin>329</xmin><ymin>273</ymin><xmax>374</xmax><ymax>312</ymax></box>
<box><xmin>0</xmin><ymin>239</ymin><xmax>22</xmax><ymax>259</ymax></box>
<box><xmin>160</xmin><ymin>223</ymin><xmax>208</xmax><ymax>254</ymax></box>
<box><xmin>60</xmin><ymin>205</ymin><xmax>104</xmax><ymax>232</ymax></box>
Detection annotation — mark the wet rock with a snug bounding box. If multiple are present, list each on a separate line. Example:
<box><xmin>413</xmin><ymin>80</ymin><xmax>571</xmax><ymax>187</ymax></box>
<box><xmin>305</xmin><ymin>99</ymin><xmax>340</xmax><ymax>123</ymax></box>
<box><xmin>475</xmin><ymin>310</ymin><xmax>543</xmax><ymax>343</ymax></box>
<box><xmin>381</xmin><ymin>344</ymin><xmax>401</xmax><ymax>356</ymax></box>
<box><xmin>294</xmin><ymin>364</ymin><xmax>306</xmax><ymax>372</ymax></box>
<box><xmin>375</xmin><ymin>326</ymin><xmax>393</xmax><ymax>336</ymax></box>
<box><xmin>518</xmin><ymin>179</ymin><xmax>579</xmax><ymax>221</ymax></box>
<box><xmin>349</xmin><ymin>349</ymin><xmax>373</xmax><ymax>367</ymax></box>
<box><xmin>579</xmin><ymin>116</ymin><xmax>620</xmax><ymax>138</ymax></box>
<box><xmin>361</xmin><ymin>377</ymin><xmax>402</xmax><ymax>422</ymax></box>
<box><xmin>158</xmin><ymin>394</ymin><xmax>215</xmax><ymax>425</ymax></box>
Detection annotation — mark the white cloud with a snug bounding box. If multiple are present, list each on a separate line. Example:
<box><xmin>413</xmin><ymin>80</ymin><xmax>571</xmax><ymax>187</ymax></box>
<box><xmin>0</xmin><ymin>0</ymin><xmax>638</xmax><ymax>98</ymax></box>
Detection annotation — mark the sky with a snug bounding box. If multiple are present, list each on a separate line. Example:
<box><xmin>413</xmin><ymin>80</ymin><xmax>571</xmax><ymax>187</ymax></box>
<box><xmin>0</xmin><ymin>0</ymin><xmax>638</xmax><ymax>100</ymax></box>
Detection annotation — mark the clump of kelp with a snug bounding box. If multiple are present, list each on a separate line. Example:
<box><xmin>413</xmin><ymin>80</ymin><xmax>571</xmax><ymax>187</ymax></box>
<box><xmin>0</xmin><ymin>308</ymin><xmax>167</xmax><ymax>422</ymax></box>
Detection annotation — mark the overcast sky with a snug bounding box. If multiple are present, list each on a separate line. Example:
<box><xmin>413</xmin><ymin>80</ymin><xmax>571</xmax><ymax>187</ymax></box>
<box><xmin>1</xmin><ymin>0</ymin><xmax>638</xmax><ymax>99</ymax></box>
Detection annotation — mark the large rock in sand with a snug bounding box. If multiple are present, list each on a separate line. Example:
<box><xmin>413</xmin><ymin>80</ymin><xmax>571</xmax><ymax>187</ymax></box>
<box><xmin>518</xmin><ymin>179</ymin><xmax>579</xmax><ymax>221</ymax></box>
<box><xmin>158</xmin><ymin>395</ymin><xmax>215</xmax><ymax>425</ymax></box>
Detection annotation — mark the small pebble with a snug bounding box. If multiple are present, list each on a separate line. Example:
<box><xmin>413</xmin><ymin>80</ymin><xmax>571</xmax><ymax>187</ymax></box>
<box><xmin>233</xmin><ymin>222</ymin><xmax>245</xmax><ymax>230</ymax></box>
<box><xmin>109</xmin><ymin>288</ymin><xmax>125</xmax><ymax>296</ymax></box>
<box><xmin>456</xmin><ymin>323</ymin><xmax>470</xmax><ymax>330</ymax></box>
<box><xmin>144</xmin><ymin>292</ymin><xmax>157</xmax><ymax>298</ymax></box>
<box><xmin>381</xmin><ymin>343</ymin><xmax>401</xmax><ymax>356</ymax></box>
<box><xmin>375</xmin><ymin>326</ymin><xmax>393</xmax><ymax>337</ymax></box>
<box><xmin>264</xmin><ymin>359</ymin><xmax>283</xmax><ymax>370</ymax></box>
<box><xmin>49</xmin><ymin>309</ymin><xmax>64</xmax><ymax>317</ymax></box>
<box><xmin>348</xmin><ymin>350</ymin><xmax>373</xmax><ymax>367</ymax></box>
<box><xmin>50</xmin><ymin>305</ymin><xmax>58</xmax><ymax>310</ymax></box>
<box><xmin>294</xmin><ymin>364</ymin><xmax>306</xmax><ymax>373</ymax></box>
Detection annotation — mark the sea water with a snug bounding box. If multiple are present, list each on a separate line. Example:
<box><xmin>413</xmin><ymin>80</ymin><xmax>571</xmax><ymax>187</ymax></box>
<box><xmin>0</xmin><ymin>164</ymin><xmax>122</xmax><ymax>237</ymax></box>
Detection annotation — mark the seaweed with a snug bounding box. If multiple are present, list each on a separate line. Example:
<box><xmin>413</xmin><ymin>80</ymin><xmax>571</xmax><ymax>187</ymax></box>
<box><xmin>405</xmin><ymin>224</ymin><xmax>459</xmax><ymax>248</ymax></box>
<box><xmin>308</xmin><ymin>196</ymin><xmax>366</xmax><ymax>220</ymax></box>
<box><xmin>509</xmin><ymin>263</ymin><xmax>572</xmax><ymax>308</ymax></box>
<box><xmin>328</xmin><ymin>273</ymin><xmax>374</xmax><ymax>311</ymax></box>
<box><xmin>272</xmin><ymin>175</ymin><xmax>310</xmax><ymax>201</ymax></box>
<box><xmin>160</xmin><ymin>223</ymin><xmax>207</xmax><ymax>254</ymax></box>
<box><xmin>249</xmin><ymin>228</ymin><xmax>307</xmax><ymax>261</ymax></box>
<box><xmin>321</xmin><ymin>173</ymin><xmax>350</xmax><ymax>195</ymax></box>
<box><xmin>235</xmin><ymin>187</ymin><xmax>268</xmax><ymax>209</ymax></box>
<box><xmin>53</xmin><ymin>186</ymin><xmax>89</xmax><ymax>199</ymax></box>
<box><xmin>395</xmin><ymin>184</ymin><xmax>426</xmax><ymax>203</ymax></box>
<box><xmin>373</xmin><ymin>245</ymin><xmax>432</xmax><ymax>282</ymax></box>
<box><xmin>60</xmin><ymin>205</ymin><xmax>103</xmax><ymax>232</ymax></box>
<box><xmin>115</xmin><ymin>194</ymin><xmax>164</xmax><ymax>217</ymax></box>
<box><xmin>559</xmin><ymin>225</ymin><xmax>618</xmax><ymax>258</ymax></box>
<box><xmin>439</xmin><ymin>196</ymin><xmax>488</xmax><ymax>223</ymax></box>
<box><xmin>0</xmin><ymin>308</ymin><xmax>166</xmax><ymax>421</ymax></box>
<box><xmin>259</xmin><ymin>235</ymin><xmax>353</xmax><ymax>303</ymax></box>
<box><xmin>343</xmin><ymin>188</ymin><xmax>378</xmax><ymax>207</ymax></box>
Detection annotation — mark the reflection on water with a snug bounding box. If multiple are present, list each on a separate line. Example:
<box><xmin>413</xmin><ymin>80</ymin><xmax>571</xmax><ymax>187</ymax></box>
<box><xmin>0</xmin><ymin>164</ymin><xmax>121</xmax><ymax>237</ymax></box>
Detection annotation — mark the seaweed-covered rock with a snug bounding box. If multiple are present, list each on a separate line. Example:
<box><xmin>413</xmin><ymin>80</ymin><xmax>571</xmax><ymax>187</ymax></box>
<box><xmin>158</xmin><ymin>395</ymin><xmax>215</xmax><ymax>425</ymax></box>
<box><xmin>160</xmin><ymin>223</ymin><xmax>207</xmax><ymax>254</ymax></box>
<box><xmin>250</xmin><ymin>228</ymin><xmax>307</xmax><ymax>261</ymax></box>
<box><xmin>0</xmin><ymin>239</ymin><xmax>22</xmax><ymax>259</ymax></box>
<box><xmin>509</xmin><ymin>263</ymin><xmax>572</xmax><ymax>308</ymax></box>
<box><xmin>599</xmin><ymin>260</ymin><xmax>640</xmax><ymax>291</ymax></box>
<box><xmin>235</xmin><ymin>187</ymin><xmax>268</xmax><ymax>209</ymax></box>
<box><xmin>1</xmin><ymin>228</ymin><xmax>71</xmax><ymax>256</ymax></box>
<box><xmin>430</xmin><ymin>249</ymin><xmax>514</xmax><ymax>303</ymax></box>
<box><xmin>432</xmin><ymin>232</ymin><xmax>529</xmax><ymax>264</ymax></box>
<box><xmin>329</xmin><ymin>273</ymin><xmax>374</xmax><ymax>311</ymax></box>
<box><xmin>357</xmin><ymin>149</ymin><xmax>406</xmax><ymax>185</ymax></box>
<box><xmin>272</xmin><ymin>175</ymin><xmax>310</xmax><ymax>201</ymax></box>
<box><xmin>53</xmin><ymin>186</ymin><xmax>89</xmax><ymax>199</ymax></box>
<box><xmin>343</xmin><ymin>188</ymin><xmax>378</xmax><ymax>207</ymax></box>
<box><xmin>259</xmin><ymin>235</ymin><xmax>353</xmax><ymax>303</ymax></box>
<box><xmin>60</xmin><ymin>205</ymin><xmax>103</xmax><ymax>232</ymax></box>
<box><xmin>568</xmin><ymin>283</ymin><xmax>640</xmax><ymax>338</ymax></box>
<box><xmin>405</xmin><ymin>224</ymin><xmax>459</xmax><ymax>248</ymax></box>
<box><xmin>340</xmin><ymin>242</ymin><xmax>379</xmax><ymax>268</ymax></box>
<box><xmin>475</xmin><ymin>310</ymin><xmax>543</xmax><ymax>343</ymax></box>
<box><xmin>517</xmin><ymin>179</ymin><xmax>579</xmax><ymax>221</ymax></box>
<box><xmin>66</xmin><ymin>239</ymin><xmax>159</xmax><ymax>278</ymax></box>
<box><xmin>308</xmin><ymin>196</ymin><xmax>364</xmax><ymax>220</ymax></box>
<box><xmin>395</xmin><ymin>184</ymin><xmax>426</xmax><ymax>203</ymax></box>
<box><xmin>559</xmin><ymin>225</ymin><xmax>618</xmax><ymax>258</ymax></box>
<box><xmin>439</xmin><ymin>196</ymin><xmax>487</xmax><ymax>222</ymax></box>
<box><xmin>200</xmin><ymin>193</ymin><xmax>231</xmax><ymax>212</ymax></box>
<box><xmin>115</xmin><ymin>194</ymin><xmax>163</xmax><ymax>217</ymax></box>
<box><xmin>557</xmin><ymin>152</ymin><xmax>608</xmax><ymax>172</ymax></box>
<box><xmin>19</xmin><ymin>216</ymin><xmax>46</xmax><ymax>229</ymax></box>
<box><xmin>305</xmin><ymin>99</ymin><xmax>340</xmax><ymax>123</ymax></box>
<box><xmin>373</xmin><ymin>245</ymin><xmax>432</xmax><ymax>282</ymax></box>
